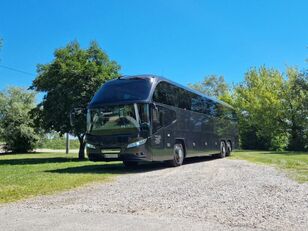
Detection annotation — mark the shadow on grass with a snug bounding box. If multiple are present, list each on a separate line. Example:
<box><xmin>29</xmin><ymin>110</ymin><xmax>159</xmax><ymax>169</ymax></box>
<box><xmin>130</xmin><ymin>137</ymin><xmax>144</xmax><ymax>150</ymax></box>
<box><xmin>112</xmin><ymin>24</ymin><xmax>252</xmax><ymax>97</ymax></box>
<box><xmin>45</xmin><ymin>155</ymin><xmax>218</xmax><ymax>175</ymax></box>
<box><xmin>0</xmin><ymin>157</ymin><xmax>85</xmax><ymax>165</ymax></box>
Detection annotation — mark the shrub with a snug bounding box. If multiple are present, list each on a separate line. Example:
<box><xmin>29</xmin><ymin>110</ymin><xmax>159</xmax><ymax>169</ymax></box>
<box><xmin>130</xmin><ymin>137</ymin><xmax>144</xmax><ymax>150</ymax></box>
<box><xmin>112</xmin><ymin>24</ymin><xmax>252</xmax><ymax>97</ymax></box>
<box><xmin>0</xmin><ymin>87</ymin><xmax>39</xmax><ymax>153</ymax></box>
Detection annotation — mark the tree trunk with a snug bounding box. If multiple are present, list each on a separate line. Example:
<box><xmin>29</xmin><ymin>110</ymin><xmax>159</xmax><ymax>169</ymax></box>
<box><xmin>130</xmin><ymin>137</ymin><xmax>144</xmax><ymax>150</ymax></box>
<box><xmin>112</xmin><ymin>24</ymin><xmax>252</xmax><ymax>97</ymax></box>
<box><xmin>77</xmin><ymin>135</ymin><xmax>85</xmax><ymax>160</ymax></box>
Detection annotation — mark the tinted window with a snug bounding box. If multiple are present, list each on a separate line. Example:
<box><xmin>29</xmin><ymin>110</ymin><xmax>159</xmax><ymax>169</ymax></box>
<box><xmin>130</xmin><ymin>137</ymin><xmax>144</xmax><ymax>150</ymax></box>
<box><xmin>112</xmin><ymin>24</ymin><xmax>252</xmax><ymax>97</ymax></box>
<box><xmin>91</xmin><ymin>79</ymin><xmax>152</xmax><ymax>105</ymax></box>
<box><xmin>177</xmin><ymin>88</ymin><xmax>192</xmax><ymax>110</ymax></box>
<box><xmin>191</xmin><ymin>95</ymin><xmax>204</xmax><ymax>113</ymax></box>
<box><xmin>151</xmin><ymin>106</ymin><xmax>176</xmax><ymax>133</ymax></box>
<box><xmin>153</xmin><ymin>82</ymin><xmax>177</xmax><ymax>107</ymax></box>
<box><xmin>204</xmin><ymin>98</ymin><xmax>216</xmax><ymax>116</ymax></box>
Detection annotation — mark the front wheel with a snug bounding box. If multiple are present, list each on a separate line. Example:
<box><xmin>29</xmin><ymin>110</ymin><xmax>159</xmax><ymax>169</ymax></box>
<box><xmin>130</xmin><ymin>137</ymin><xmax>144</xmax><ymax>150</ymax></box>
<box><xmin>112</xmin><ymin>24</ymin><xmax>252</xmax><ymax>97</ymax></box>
<box><xmin>169</xmin><ymin>143</ymin><xmax>185</xmax><ymax>167</ymax></box>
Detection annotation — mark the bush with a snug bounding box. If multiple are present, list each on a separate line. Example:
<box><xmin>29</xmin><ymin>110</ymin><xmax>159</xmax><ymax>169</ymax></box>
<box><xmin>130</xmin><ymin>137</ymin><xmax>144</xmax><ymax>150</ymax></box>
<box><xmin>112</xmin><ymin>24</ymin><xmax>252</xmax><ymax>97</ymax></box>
<box><xmin>270</xmin><ymin>133</ymin><xmax>289</xmax><ymax>151</ymax></box>
<box><xmin>36</xmin><ymin>135</ymin><xmax>80</xmax><ymax>149</ymax></box>
<box><xmin>0</xmin><ymin>87</ymin><xmax>39</xmax><ymax>153</ymax></box>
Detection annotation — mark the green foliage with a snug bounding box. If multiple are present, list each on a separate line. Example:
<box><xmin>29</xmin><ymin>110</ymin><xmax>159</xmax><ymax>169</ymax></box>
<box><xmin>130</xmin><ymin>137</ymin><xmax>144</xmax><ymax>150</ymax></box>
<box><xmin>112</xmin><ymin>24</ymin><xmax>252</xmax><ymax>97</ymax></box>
<box><xmin>233</xmin><ymin>67</ymin><xmax>287</xmax><ymax>150</ymax></box>
<box><xmin>36</xmin><ymin>136</ymin><xmax>80</xmax><ymax>149</ymax></box>
<box><xmin>189</xmin><ymin>67</ymin><xmax>307</xmax><ymax>151</ymax></box>
<box><xmin>189</xmin><ymin>75</ymin><xmax>230</xmax><ymax>98</ymax></box>
<box><xmin>31</xmin><ymin>41</ymin><xmax>120</xmax><ymax>158</ymax></box>
<box><xmin>0</xmin><ymin>87</ymin><xmax>39</xmax><ymax>152</ymax></box>
<box><xmin>283</xmin><ymin>69</ymin><xmax>308</xmax><ymax>151</ymax></box>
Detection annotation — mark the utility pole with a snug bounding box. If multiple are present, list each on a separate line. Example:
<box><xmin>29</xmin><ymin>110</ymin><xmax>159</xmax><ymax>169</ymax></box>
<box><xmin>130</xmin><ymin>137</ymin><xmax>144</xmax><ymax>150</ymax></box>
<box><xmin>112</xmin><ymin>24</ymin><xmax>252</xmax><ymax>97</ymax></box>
<box><xmin>66</xmin><ymin>133</ymin><xmax>70</xmax><ymax>154</ymax></box>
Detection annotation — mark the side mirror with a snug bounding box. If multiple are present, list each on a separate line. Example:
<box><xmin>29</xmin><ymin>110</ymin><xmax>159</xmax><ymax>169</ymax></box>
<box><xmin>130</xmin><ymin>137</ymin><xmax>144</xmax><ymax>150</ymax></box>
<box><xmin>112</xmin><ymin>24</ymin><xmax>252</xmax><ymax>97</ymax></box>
<box><xmin>151</xmin><ymin>102</ymin><xmax>158</xmax><ymax>111</ymax></box>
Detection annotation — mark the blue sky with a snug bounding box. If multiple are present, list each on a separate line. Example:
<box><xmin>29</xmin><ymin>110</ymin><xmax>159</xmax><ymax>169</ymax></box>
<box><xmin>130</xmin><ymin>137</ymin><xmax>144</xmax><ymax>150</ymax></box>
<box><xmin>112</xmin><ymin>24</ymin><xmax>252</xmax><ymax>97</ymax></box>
<box><xmin>0</xmin><ymin>0</ymin><xmax>307</xmax><ymax>97</ymax></box>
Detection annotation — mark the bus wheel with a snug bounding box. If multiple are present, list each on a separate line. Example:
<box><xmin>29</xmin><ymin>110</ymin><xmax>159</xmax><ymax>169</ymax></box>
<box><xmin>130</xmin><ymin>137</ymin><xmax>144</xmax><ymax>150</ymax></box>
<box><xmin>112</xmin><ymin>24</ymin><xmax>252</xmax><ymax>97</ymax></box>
<box><xmin>226</xmin><ymin>141</ymin><xmax>232</xmax><ymax>156</ymax></box>
<box><xmin>218</xmin><ymin>141</ymin><xmax>227</xmax><ymax>158</ymax></box>
<box><xmin>169</xmin><ymin>143</ymin><xmax>184</xmax><ymax>167</ymax></box>
<box><xmin>123</xmin><ymin>161</ymin><xmax>138</xmax><ymax>168</ymax></box>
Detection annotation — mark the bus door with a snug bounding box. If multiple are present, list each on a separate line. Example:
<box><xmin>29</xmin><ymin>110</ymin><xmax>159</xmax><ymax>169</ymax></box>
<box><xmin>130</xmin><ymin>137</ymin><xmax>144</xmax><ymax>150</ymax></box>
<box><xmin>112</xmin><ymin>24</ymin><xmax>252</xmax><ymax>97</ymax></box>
<box><xmin>150</xmin><ymin>105</ymin><xmax>177</xmax><ymax>161</ymax></box>
<box><xmin>150</xmin><ymin>105</ymin><xmax>165</xmax><ymax>161</ymax></box>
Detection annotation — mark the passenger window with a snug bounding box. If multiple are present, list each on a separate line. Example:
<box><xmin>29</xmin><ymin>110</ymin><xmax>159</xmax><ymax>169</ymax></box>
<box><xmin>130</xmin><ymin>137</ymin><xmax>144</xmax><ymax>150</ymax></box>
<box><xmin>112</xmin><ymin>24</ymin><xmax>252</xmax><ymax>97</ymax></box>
<box><xmin>153</xmin><ymin>82</ymin><xmax>178</xmax><ymax>107</ymax></box>
<box><xmin>178</xmin><ymin>89</ymin><xmax>191</xmax><ymax>110</ymax></box>
<box><xmin>151</xmin><ymin>106</ymin><xmax>176</xmax><ymax>133</ymax></box>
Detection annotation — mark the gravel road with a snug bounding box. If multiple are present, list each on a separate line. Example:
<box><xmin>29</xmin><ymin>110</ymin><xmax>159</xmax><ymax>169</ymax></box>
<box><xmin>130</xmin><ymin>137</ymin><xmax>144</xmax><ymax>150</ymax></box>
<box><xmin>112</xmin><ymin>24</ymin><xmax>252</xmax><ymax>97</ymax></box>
<box><xmin>1</xmin><ymin>157</ymin><xmax>307</xmax><ymax>231</ymax></box>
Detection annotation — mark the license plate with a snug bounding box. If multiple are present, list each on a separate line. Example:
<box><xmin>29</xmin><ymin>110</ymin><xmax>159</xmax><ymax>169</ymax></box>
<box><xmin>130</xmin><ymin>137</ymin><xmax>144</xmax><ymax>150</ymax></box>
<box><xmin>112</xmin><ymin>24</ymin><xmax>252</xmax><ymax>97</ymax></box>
<box><xmin>104</xmin><ymin>154</ymin><xmax>118</xmax><ymax>158</ymax></box>
<box><xmin>101</xmin><ymin>149</ymin><xmax>120</xmax><ymax>159</ymax></box>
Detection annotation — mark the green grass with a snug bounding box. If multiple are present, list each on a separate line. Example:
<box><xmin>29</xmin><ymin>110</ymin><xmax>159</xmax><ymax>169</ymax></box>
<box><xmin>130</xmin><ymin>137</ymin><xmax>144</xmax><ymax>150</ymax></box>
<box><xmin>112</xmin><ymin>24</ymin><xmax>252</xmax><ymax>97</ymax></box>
<box><xmin>0</xmin><ymin>153</ymin><xmax>129</xmax><ymax>203</ymax></box>
<box><xmin>230</xmin><ymin>150</ymin><xmax>308</xmax><ymax>183</ymax></box>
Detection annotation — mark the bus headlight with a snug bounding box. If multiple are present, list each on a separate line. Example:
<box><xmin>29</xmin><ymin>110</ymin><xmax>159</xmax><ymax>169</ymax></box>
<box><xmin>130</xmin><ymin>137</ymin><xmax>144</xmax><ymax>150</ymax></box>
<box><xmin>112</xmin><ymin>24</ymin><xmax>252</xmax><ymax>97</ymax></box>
<box><xmin>86</xmin><ymin>143</ymin><xmax>96</xmax><ymax>149</ymax></box>
<box><xmin>127</xmin><ymin>139</ymin><xmax>147</xmax><ymax>148</ymax></box>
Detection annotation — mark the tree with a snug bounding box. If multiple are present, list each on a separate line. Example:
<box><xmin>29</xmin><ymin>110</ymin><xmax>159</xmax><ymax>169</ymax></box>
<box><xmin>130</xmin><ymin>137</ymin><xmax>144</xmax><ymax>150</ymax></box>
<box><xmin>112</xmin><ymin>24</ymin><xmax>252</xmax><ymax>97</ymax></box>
<box><xmin>0</xmin><ymin>87</ymin><xmax>39</xmax><ymax>153</ymax></box>
<box><xmin>189</xmin><ymin>75</ymin><xmax>230</xmax><ymax>98</ymax></box>
<box><xmin>31</xmin><ymin>41</ymin><xmax>120</xmax><ymax>159</ymax></box>
<box><xmin>233</xmin><ymin>67</ymin><xmax>287</xmax><ymax>150</ymax></box>
<box><xmin>283</xmin><ymin>68</ymin><xmax>308</xmax><ymax>151</ymax></box>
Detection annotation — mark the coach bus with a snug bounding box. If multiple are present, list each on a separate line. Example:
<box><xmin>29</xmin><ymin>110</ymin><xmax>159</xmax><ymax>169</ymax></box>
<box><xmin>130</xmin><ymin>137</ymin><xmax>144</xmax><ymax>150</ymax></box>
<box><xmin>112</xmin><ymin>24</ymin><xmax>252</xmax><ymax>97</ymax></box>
<box><xmin>85</xmin><ymin>75</ymin><xmax>238</xmax><ymax>167</ymax></box>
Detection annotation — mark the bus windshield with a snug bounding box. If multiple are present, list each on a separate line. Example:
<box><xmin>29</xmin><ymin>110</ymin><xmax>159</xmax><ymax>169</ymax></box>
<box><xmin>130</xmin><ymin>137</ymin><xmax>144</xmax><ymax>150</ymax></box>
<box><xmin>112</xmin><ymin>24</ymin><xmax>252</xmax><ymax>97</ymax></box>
<box><xmin>90</xmin><ymin>78</ymin><xmax>152</xmax><ymax>105</ymax></box>
<box><xmin>87</xmin><ymin>104</ymin><xmax>149</xmax><ymax>135</ymax></box>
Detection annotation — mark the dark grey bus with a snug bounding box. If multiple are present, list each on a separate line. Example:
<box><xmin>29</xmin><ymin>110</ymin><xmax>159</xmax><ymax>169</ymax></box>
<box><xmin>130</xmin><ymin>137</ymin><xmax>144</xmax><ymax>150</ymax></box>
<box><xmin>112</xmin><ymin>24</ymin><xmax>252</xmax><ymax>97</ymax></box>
<box><xmin>85</xmin><ymin>75</ymin><xmax>238</xmax><ymax>167</ymax></box>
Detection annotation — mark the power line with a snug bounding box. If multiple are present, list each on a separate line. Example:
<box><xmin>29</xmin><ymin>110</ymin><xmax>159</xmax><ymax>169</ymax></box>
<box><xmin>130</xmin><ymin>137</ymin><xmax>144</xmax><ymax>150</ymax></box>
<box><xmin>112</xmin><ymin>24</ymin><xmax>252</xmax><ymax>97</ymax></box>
<box><xmin>0</xmin><ymin>64</ymin><xmax>35</xmax><ymax>76</ymax></box>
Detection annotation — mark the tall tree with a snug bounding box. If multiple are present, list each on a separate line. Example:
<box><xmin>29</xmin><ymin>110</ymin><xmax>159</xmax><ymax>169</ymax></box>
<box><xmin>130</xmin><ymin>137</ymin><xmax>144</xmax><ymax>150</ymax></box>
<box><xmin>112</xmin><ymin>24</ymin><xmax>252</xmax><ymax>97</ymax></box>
<box><xmin>31</xmin><ymin>41</ymin><xmax>120</xmax><ymax>159</ymax></box>
<box><xmin>0</xmin><ymin>87</ymin><xmax>39</xmax><ymax>153</ymax></box>
<box><xmin>233</xmin><ymin>67</ymin><xmax>287</xmax><ymax>150</ymax></box>
<box><xmin>189</xmin><ymin>75</ymin><xmax>230</xmax><ymax>98</ymax></box>
<box><xmin>283</xmin><ymin>68</ymin><xmax>308</xmax><ymax>151</ymax></box>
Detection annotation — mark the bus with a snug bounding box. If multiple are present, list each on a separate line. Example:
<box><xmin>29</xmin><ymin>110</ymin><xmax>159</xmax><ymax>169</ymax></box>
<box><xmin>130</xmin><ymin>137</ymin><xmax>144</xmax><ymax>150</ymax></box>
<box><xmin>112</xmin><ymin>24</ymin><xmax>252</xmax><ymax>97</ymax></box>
<box><xmin>85</xmin><ymin>75</ymin><xmax>238</xmax><ymax>167</ymax></box>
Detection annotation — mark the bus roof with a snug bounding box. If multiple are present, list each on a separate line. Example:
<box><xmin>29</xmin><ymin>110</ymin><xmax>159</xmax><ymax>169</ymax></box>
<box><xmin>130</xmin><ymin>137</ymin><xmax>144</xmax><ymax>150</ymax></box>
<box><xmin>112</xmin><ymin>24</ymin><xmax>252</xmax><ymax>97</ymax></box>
<box><xmin>119</xmin><ymin>75</ymin><xmax>234</xmax><ymax>109</ymax></box>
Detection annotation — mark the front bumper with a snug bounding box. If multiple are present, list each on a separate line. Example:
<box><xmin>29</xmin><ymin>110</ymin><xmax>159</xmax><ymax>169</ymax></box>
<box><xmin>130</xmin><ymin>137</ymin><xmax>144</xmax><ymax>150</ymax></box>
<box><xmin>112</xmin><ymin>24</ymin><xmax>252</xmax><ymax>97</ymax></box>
<box><xmin>87</xmin><ymin>144</ymin><xmax>152</xmax><ymax>162</ymax></box>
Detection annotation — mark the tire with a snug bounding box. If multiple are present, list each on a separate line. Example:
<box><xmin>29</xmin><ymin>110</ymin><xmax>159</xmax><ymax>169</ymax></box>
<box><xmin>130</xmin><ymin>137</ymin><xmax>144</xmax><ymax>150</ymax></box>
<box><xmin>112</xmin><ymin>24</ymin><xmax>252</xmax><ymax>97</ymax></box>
<box><xmin>169</xmin><ymin>143</ymin><xmax>185</xmax><ymax>167</ymax></box>
<box><xmin>217</xmin><ymin>141</ymin><xmax>227</xmax><ymax>158</ymax></box>
<box><xmin>123</xmin><ymin>161</ymin><xmax>138</xmax><ymax>168</ymax></box>
<box><xmin>226</xmin><ymin>141</ymin><xmax>232</xmax><ymax>156</ymax></box>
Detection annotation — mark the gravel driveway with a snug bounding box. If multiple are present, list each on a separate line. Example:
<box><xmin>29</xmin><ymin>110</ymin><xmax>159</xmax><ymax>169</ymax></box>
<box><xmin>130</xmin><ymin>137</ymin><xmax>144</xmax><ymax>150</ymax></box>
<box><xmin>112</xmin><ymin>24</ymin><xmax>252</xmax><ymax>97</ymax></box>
<box><xmin>1</xmin><ymin>157</ymin><xmax>307</xmax><ymax>231</ymax></box>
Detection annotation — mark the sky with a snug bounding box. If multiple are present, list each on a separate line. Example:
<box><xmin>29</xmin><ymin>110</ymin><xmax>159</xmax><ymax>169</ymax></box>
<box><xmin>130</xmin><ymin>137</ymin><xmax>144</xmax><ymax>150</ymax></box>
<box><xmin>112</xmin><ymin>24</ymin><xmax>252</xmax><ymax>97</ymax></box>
<box><xmin>0</xmin><ymin>0</ymin><xmax>307</xmax><ymax>98</ymax></box>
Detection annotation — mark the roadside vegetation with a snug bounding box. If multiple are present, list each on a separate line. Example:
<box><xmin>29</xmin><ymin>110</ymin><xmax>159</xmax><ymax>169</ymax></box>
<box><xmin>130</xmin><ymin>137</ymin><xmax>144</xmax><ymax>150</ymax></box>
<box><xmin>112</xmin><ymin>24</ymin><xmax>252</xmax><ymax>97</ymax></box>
<box><xmin>231</xmin><ymin>150</ymin><xmax>308</xmax><ymax>183</ymax></box>
<box><xmin>190</xmin><ymin>69</ymin><xmax>308</xmax><ymax>152</ymax></box>
<box><xmin>0</xmin><ymin>153</ymin><xmax>125</xmax><ymax>203</ymax></box>
<box><xmin>36</xmin><ymin>137</ymin><xmax>80</xmax><ymax>150</ymax></box>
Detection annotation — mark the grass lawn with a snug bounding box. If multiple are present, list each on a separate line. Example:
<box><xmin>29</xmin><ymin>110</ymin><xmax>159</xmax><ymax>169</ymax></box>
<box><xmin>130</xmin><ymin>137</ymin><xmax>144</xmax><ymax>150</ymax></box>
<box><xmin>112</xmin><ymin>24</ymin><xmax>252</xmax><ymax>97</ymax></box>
<box><xmin>0</xmin><ymin>152</ymin><xmax>128</xmax><ymax>203</ymax></box>
<box><xmin>231</xmin><ymin>150</ymin><xmax>308</xmax><ymax>183</ymax></box>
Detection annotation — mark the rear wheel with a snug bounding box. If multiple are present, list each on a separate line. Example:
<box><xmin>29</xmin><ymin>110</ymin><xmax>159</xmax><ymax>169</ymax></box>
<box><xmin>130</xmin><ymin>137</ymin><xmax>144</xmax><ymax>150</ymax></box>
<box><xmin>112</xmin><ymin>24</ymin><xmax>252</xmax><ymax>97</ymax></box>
<box><xmin>123</xmin><ymin>161</ymin><xmax>138</xmax><ymax>168</ymax></box>
<box><xmin>226</xmin><ymin>141</ymin><xmax>232</xmax><ymax>156</ymax></box>
<box><xmin>169</xmin><ymin>143</ymin><xmax>184</xmax><ymax>167</ymax></box>
<box><xmin>217</xmin><ymin>141</ymin><xmax>227</xmax><ymax>158</ymax></box>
